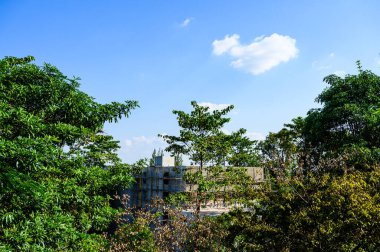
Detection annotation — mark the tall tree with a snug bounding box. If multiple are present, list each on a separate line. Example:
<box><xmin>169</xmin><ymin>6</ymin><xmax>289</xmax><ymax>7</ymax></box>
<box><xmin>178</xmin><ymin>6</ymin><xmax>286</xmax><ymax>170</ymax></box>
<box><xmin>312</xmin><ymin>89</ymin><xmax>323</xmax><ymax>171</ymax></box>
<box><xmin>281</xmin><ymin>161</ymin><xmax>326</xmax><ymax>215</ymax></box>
<box><xmin>303</xmin><ymin>61</ymin><xmax>380</xmax><ymax>172</ymax></box>
<box><xmin>161</xmin><ymin>101</ymin><xmax>234</xmax><ymax>167</ymax></box>
<box><xmin>0</xmin><ymin>56</ymin><xmax>138</xmax><ymax>251</ymax></box>
<box><xmin>221</xmin><ymin>62</ymin><xmax>380</xmax><ymax>251</ymax></box>
<box><xmin>160</xmin><ymin>101</ymin><xmax>258</xmax><ymax>213</ymax></box>
<box><xmin>258</xmin><ymin>117</ymin><xmax>307</xmax><ymax>179</ymax></box>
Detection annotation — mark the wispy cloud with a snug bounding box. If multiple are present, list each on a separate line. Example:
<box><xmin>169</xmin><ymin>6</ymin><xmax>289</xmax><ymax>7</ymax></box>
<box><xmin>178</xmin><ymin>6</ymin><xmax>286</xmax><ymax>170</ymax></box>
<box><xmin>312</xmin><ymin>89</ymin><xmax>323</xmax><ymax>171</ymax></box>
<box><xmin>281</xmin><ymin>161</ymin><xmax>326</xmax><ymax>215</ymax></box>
<box><xmin>123</xmin><ymin>135</ymin><xmax>166</xmax><ymax>159</ymax></box>
<box><xmin>312</xmin><ymin>52</ymin><xmax>335</xmax><ymax>71</ymax></box>
<box><xmin>222</xmin><ymin>128</ymin><xmax>265</xmax><ymax>141</ymax></box>
<box><xmin>333</xmin><ymin>70</ymin><xmax>346</xmax><ymax>77</ymax></box>
<box><xmin>212</xmin><ymin>33</ymin><xmax>299</xmax><ymax>75</ymax></box>
<box><xmin>312</xmin><ymin>63</ymin><xmax>331</xmax><ymax>71</ymax></box>
<box><xmin>246</xmin><ymin>131</ymin><xmax>265</xmax><ymax>141</ymax></box>
<box><xmin>125</xmin><ymin>136</ymin><xmax>162</xmax><ymax>148</ymax></box>
<box><xmin>312</xmin><ymin>52</ymin><xmax>348</xmax><ymax>76</ymax></box>
<box><xmin>180</xmin><ymin>17</ymin><xmax>193</xmax><ymax>27</ymax></box>
<box><xmin>198</xmin><ymin>102</ymin><xmax>232</xmax><ymax>111</ymax></box>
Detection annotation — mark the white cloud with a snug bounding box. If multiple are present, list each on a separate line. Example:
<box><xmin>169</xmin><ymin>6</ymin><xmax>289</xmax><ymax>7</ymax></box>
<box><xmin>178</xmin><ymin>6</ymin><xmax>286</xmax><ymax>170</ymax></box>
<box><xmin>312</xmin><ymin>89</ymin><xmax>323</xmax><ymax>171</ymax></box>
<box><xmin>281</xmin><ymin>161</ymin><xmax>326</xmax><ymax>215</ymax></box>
<box><xmin>212</xmin><ymin>34</ymin><xmax>240</xmax><ymax>55</ymax></box>
<box><xmin>125</xmin><ymin>136</ymin><xmax>157</xmax><ymax>147</ymax></box>
<box><xmin>221</xmin><ymin>128</ymin><xmax>265</xmax><ymax>141</ymax></box>
<box><xmin>198</xmin><ymin>102</ymin><xmax>232</xmax><ymax>111</ymax></box>
<box><xmin>121</xmin><ymin>136</ymin><xmax>167</xmax><ymax>162</ymax></box>
<box><xmin>312</xmin><ymin>52</ymin><xmax>336</xmax><ymax>71</ymax></box>
<box><xmin>212</xmin><ymin>33</ymin><xmax>299</xmax><ymax>75</ymax></box>
<box><xmin>180</xmin><ymin>17</ymin><xmax>193</xmax><ymax>27</ymax></box>
<box><xmin>123</xmin><ymin>135</ymin><xmax>192</xmax><ymax>165</ymax></box>
<box><xmin>221</xmin><ymin>128</ymin><xmax>231</xmax><ymax>134</ymax></box>
<box><xmin>312</xmin><ymin>61</ymin><xmax>331</xmax><ymax>71</ymax></box>
<box><xmin>333</xmin><ymin>70</ymin><xmax>346</xmax><ymax>77</ymax></box>
<box><xmin>246</xmin><ymin>131</ymin><xmax>265</xmax><ymax>141</ymax></box>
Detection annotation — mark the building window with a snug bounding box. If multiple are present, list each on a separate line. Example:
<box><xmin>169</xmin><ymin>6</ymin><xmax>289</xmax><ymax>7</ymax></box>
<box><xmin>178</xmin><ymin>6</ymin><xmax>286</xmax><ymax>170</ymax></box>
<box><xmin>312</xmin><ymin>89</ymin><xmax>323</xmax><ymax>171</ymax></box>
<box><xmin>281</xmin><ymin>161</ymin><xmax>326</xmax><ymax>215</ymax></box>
<box><xmin>163</xmin><ymin>172</ymin><xmax>169</xmax><ymax>185</ymax></box>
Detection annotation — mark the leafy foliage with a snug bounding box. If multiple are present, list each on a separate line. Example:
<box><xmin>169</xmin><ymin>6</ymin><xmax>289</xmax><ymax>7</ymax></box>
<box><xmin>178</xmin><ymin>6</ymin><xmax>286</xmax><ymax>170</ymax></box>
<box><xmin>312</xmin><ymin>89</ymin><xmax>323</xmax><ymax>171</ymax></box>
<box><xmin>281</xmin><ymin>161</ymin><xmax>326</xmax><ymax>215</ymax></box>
<box><xmin>2</xmin><ymin>56</ymin><xmax>379</xmax><ymax>251</ymax></box>
<box><xmin>0</xmin><ymin>56</ymin><xmax>138</xmax><ymax>251</ymax></box>
<box><xmin>303</xmin><ymin>62</ymin><xmax>380</xmax><ymax>172</ymax></box>
<box><xmin>160</xmin><ymin>101</ymin><xmax>235</xmax><ymax>167</ymax></box>
<box><xmin>220</xmin><ymin>170</ymin><xmax>380</xmax><ymax>251</ymax></box>
<box><xmin>221</xmin><ymin>62</ymin><xmax>380</xmax><ymax>251</ymax></box>
<box><xmin>160</xmin><ymin>101</ymin><xmax>259</xmax><ymax>212</ymax></box>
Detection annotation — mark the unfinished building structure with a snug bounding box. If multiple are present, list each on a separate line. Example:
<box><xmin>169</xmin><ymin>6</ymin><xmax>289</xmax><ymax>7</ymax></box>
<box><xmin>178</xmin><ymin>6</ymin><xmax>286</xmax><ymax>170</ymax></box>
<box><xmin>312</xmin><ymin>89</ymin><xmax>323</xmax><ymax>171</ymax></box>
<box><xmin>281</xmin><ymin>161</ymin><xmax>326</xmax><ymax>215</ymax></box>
<box><xmin>127</xmin><ymin>155</ymin><xmax>265</xmax><ymax>208</ymax></box>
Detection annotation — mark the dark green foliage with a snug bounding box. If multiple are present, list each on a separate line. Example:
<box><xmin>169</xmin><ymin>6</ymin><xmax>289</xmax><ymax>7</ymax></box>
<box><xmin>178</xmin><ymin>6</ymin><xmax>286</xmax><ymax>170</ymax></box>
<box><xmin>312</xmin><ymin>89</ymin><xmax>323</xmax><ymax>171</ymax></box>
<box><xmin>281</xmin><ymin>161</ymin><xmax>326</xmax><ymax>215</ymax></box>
<box><xmin>221</xmin><ymin>63</ymin><xmax>380</xmax><ymax>251</ymax></box>
<box><xmin>303</xmin><ymin>62</ymin><xmax>380</xmax><ymax>172</ymax></box>
<box><xmin>3</xmin><ymin>55</ymin><xmax>379</xmax><ymax>251</ymax></box>
<box><xmin>0</xmin><ymin>56</ymin><xmax>138</xmax><ymax>251</ymax></box>
<box><xmin>228</xmin><ymin>128</ymin><xmax>260</xmax><ymax>167</ymax></box>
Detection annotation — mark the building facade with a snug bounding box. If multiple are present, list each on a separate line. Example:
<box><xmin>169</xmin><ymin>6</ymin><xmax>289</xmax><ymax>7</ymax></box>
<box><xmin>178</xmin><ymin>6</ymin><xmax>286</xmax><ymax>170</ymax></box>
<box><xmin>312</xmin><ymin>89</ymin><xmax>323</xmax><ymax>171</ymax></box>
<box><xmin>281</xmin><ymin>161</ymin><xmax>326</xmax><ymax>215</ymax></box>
<box><xmin>127</xmin><ymin>156</ymin><xmax>265</xmax><ymax>208</ymax></box>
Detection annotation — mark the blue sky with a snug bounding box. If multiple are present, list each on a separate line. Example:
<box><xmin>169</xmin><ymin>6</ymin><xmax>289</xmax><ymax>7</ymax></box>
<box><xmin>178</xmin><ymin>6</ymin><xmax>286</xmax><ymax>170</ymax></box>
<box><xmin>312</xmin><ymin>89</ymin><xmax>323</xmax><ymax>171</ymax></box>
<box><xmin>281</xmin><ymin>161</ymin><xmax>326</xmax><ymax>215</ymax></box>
<box><xmin>1</xmin><ymin>0</ymin><xmax>380</xmax><ymax>164</ymax></box>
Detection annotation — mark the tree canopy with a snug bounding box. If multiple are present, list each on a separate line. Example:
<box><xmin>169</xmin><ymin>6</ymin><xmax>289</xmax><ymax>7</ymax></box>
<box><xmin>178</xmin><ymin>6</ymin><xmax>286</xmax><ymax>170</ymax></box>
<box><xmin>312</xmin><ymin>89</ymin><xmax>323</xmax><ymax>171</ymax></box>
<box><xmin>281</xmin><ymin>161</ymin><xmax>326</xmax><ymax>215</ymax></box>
<box><xmin>160</xmin><ymin>101</ymin><xmax>259</xmax><ymax>167</ymax></box>
<box><xmin>0</xmin><ymin>56</ymin><xmax>138</xmax><ymax>251</ymax></box>
<box><xmin>303</xmin><ymin>62</ymin><xmax>380</xmax><ymax>172</ymax></box>
<box><xmin>160</xmin><ymin>101</ymin><xmax>259</xmax><ymax>214</ymax></box>
<box><xmin>2</xmin><ymin>56</ymin><xmax>379</xmax><ymax>251</ymax></box>
<box><xmin>219</xmin><ymin>63</ymin><xmax>380</xmax><ymax>251</ymax></box>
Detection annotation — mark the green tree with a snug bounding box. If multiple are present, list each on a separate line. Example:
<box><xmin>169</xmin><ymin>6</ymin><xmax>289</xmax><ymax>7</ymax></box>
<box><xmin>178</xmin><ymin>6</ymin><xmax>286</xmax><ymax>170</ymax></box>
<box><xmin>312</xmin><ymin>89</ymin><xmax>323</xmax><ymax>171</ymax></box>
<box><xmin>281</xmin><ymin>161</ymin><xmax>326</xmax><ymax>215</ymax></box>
<box><xmin>220</xmin><ymin>169</ymin><xmax>380</xmax><ymax>251</ymax></box>
<box><xmin>228</xmin><ymin>128</ymin><xmax>260</xmax><ymax>167</ymax></box>
<box><xmin>259</xmin><ymin>62</ymin><xmax>380</xmax><ymax>175</ymax></box>
<box><xmin>160</xmin><ymin>101</ymin><xmax>258</xmax><ymax>213</ymax></box>
<box><xmin>303</xmin><ymin>62</ymin><xmax>380</xmax><ymax>172</ymax></box>
<box><xmin>160</xmin><ymin>101</ymin><xmax>234</xmax><ymax>167</ymax></box>
<box><xmin>220</xmin><ymin>63</ymin><xmax>380</xmax><ymax>251</ymax></box>
<box><xmin>0</xmin><ymin>56</ymin><xmax>138</xmax><ymax>251</ymax></box>
<box><xmin>258</xmin><ymin>117</ymin><xmax>307</xmax><ymax>179</ymax></box>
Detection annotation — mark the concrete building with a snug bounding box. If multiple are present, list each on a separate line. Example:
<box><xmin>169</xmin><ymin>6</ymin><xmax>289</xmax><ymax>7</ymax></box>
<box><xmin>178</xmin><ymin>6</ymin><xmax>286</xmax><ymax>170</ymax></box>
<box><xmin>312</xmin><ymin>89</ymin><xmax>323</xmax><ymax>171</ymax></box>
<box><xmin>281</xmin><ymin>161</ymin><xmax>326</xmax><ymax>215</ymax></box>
<box><xmin>127</xmin><ymin>155</ymin><xmax>265</xmax><ymax>208</ymax></box>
